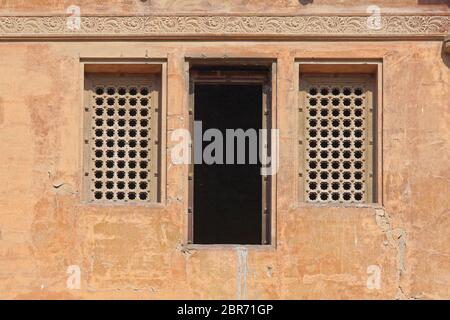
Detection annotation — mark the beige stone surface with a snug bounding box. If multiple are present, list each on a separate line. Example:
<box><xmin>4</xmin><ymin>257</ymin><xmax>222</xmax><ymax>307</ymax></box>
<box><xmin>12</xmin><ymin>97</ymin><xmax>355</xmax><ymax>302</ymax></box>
<box><xmin>0</xmin><ymin>0</ymin><xmax>449</xmax><ymax>14</ymax></box>
<box><xmin>0</xmin><ymin>1</ymin><xmax>449</xmax><ymax>300</ymax></box>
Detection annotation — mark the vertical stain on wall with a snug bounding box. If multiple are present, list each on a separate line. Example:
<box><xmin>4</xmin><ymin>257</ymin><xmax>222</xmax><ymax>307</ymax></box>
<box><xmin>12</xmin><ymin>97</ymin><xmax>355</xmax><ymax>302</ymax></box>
<box><xmin>0</xmin><ymin>97</ymin><xmax>3</xmax><ymax>126</ymax></box>
<box><xmin>236</xmin><ymin>246</ymin><xmax>248</xmax><ymax>300</ymax></box>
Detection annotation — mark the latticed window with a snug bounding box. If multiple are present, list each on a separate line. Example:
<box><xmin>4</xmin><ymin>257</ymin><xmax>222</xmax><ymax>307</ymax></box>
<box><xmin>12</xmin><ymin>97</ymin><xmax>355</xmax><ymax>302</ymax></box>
<box><xmin>299</xmin><ymin>75</ymin><xmax>375</xmax><ymax>204</ymax></box>
<box><xmin>83</xmin><ymin>73</ymin><xmax>160</xmax><ymax>203</ymax></box>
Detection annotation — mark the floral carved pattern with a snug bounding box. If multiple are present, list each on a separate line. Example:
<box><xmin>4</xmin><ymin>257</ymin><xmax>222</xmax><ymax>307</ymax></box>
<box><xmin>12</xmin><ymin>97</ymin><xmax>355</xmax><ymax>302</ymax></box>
<box><xmin>0</xmin><ymin>15</ymin><xmax>449</xmax><ymax>38</ymax></box>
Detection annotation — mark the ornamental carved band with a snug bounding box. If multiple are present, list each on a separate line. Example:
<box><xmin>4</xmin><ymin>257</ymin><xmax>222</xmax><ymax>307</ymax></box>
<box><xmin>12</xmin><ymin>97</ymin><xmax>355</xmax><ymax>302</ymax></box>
<box><xmin>0</xmin><ymin>15</ymin><xmax>449</xmax><ymax>39</ymax></box>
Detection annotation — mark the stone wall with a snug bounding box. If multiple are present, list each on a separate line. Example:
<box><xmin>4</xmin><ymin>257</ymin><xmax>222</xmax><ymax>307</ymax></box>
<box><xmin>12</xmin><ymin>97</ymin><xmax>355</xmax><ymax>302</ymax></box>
<box><xmin>0</xmin><ymin>0</ymin><xmax>449</xmax><ymax>299</ymax></box>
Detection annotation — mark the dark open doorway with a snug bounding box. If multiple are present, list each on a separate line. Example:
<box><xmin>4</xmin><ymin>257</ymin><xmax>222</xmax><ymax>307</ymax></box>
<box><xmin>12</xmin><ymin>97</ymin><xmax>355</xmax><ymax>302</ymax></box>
<box><xmin>193</xmin><ymin>84</ymin><xmax>263</xmax><ymax>244</ymax></box>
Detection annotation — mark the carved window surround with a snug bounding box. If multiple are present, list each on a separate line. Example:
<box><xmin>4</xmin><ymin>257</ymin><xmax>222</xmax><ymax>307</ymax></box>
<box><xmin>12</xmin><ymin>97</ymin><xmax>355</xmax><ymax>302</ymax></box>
<box><xmin>0</xmin><ymin>14</ymin><xmax>449</xmax><ymax>40</ymax></box>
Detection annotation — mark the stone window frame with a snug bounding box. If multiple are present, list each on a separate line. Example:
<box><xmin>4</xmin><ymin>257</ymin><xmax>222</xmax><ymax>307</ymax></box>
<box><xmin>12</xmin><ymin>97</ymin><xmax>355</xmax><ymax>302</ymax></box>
<box><xmin>295</xmin><ymin>59</ymin><xmax>383</xmax><ymax>207</ymax></box>
<box><xmin>80</xmin><ymin>59</ymin><xmax>167</xmax><ymax>206</ymax></box>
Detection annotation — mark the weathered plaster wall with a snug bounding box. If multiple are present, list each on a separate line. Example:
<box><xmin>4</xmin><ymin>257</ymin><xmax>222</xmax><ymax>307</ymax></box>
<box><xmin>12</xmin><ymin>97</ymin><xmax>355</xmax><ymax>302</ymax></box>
<box><xmin>0</xmin><ymin>39</ymin><xmax>448</xmax><ymax>300</ymax></box>
<box><xmin>0</xmin><ymin>0</ymin><xmax>449</xmax><ymax>301</ymax></box>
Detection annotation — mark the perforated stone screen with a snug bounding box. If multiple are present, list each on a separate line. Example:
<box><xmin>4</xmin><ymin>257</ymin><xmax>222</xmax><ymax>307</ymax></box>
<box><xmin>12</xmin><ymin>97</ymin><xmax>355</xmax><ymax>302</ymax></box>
<box><xmin>83</xmin><ymin>73</ymin><xmax>160</xmax><ymax>203</ymax></box>
<box><xmin>299</xmin><ymin>75</ymin><xmax>375</xmax><ymax>204</ymax></box>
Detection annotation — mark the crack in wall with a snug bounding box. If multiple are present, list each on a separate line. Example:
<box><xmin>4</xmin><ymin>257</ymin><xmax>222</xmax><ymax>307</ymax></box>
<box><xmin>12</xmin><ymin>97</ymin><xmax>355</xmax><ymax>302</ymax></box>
<box><xmin>374</xmin><ymin>208</ymin><xmax>407</xmax><ymax>299</ymax></box>
<box><xmin>48</xmin><ymin>171</ymin><xmax>78</xmax><ymax>195</ymax></box>
<box><xmin>176</xmin><ymin>242</ymin><xmax>196</xmax><ymax>258</ymax></box>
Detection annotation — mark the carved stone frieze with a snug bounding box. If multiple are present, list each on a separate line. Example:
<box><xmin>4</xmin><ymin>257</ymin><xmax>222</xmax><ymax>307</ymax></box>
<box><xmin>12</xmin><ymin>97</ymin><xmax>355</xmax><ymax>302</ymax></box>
<box><xmin>0</xmin><ymin>15</ymin><xmax>449</xmax><ymax>39</ymax></box>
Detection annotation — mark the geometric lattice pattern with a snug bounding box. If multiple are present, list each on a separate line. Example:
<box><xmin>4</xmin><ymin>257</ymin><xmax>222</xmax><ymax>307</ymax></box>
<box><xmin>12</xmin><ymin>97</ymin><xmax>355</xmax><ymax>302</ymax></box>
<box><xmin>83</xmin><ymin>74</ymin><xmax>159</xmax><ymax>203</ymax></box>
<box><xmin>301</xmin><ymin>76</ymin><xmax>373</xmax><ymax>204</ymax></box>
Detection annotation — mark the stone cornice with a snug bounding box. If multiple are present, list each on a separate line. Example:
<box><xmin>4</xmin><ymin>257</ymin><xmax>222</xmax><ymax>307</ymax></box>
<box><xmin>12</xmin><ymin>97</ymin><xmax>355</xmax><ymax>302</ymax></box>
<box><xmin>0</xmin><ymin>14</ymin><xmax>449</xmax><ymax>40</ymax></box>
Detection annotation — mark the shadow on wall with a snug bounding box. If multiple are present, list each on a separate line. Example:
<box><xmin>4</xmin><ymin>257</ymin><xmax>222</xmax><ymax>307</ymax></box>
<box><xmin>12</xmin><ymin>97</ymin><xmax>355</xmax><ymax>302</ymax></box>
<box><xmin>418</xmin><ymin>0</ymin><xmax>450</xmax><ymax>8</ymax></box>
<box><xmin>298</xmin><ymin>0</ymin><xmax>313</xmax><ymax>5</ymax></box>
<box><xmin>442</xmin><ymin>41</ymin><xmax>450</xmax><ymax>70</ymax></box>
